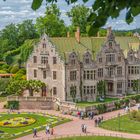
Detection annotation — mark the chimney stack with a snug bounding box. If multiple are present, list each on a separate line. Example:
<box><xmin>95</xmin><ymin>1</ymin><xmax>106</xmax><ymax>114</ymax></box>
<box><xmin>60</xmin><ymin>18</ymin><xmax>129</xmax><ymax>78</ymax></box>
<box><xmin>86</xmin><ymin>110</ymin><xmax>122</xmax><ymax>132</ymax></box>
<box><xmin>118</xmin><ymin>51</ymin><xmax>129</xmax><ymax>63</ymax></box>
<box><xmin>75</xmin><ymin>27</ymin><xmax>80</xmax><ymax>43</ymax></box>
<box><xmin>107</xmin><ymin>26</ymin><xmax>112</xmax><ymax>36</ymax></box>
<box><xmin>67</xmin><ymin>31</ymin><xmax>70</xmax><ymax>38</ymax></box>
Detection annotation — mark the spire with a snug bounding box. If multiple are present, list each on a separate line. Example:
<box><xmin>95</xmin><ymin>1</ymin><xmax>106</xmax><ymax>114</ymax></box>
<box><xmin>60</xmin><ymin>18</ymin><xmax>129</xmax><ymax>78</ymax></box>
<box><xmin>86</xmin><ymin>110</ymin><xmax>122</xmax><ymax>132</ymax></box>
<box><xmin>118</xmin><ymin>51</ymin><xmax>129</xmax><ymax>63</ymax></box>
<box><xmin>107</xmin><ymin>26</ymin><xmax>115</xmax><ymax>41</ymax></box>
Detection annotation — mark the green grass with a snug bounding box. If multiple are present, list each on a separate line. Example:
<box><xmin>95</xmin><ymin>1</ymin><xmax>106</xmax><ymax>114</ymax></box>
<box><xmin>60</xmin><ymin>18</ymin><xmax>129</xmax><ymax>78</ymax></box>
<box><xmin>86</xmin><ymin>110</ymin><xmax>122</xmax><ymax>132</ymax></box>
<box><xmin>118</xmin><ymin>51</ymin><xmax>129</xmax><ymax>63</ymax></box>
<box><xmin>57</xmin><ymin>136</ymin><xmax>133</xmax><ymax>140</ymax></box>
<box><xmin>0</xmin><ymin>112</ymin><xmax>70</xmax><ymax>139</ymax></box>
<box><xmin>76</xmin><ymin>98</ymin><xmax>118</xmax><ymax>107</ymax></box>
<box><xmin>100</xmin><ymin>114</ymin><xmax>140</xmax><ymax>134</ymax></box>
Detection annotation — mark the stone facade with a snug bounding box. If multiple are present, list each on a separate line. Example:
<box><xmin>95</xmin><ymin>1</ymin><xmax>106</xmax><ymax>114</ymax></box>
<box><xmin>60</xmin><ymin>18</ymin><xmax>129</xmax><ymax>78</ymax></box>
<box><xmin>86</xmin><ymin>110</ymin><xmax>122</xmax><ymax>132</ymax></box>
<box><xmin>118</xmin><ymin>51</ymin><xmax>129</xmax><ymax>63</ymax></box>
<box><xmin>26</xmin><ymin>28</ymin><xmax>140</xmax><ymax>102</ymax></box>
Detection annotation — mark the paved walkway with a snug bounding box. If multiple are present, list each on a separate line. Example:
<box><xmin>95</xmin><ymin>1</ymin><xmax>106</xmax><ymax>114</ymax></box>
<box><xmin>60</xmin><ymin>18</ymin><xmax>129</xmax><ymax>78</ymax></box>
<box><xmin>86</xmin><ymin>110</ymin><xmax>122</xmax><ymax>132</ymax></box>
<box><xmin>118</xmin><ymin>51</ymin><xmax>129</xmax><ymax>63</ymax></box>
<box><xmin>0</xmin><ymin>103</ymin><xmax>140</xmax><ymax>140</ymax></box>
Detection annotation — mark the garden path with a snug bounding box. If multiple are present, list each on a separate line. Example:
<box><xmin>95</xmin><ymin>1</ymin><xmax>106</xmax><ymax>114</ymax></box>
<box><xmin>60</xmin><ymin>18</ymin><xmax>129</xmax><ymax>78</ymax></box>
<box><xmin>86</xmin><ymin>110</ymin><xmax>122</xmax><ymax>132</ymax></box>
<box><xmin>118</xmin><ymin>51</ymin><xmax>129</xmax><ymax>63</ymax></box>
<box><xmin>10</xmin><ymin>105</ymin><xmax>140</xmax><ymax>140</ymax></box>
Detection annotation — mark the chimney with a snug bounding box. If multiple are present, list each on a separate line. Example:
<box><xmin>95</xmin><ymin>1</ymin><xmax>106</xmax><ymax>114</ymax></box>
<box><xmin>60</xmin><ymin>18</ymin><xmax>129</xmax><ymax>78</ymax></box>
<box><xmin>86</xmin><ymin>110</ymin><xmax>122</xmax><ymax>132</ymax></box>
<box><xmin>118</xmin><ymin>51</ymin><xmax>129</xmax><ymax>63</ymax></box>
<box><xmin>67</xmin><ymin>31</ymin><xmax>70</xmax><ymax>38</ymax></box>
<box><xmin>107</xmin><ymin>26</ymin><xmax>112</xmax><ymax>36</ymax></box>
<box><xmin>75</xmin><ymin>27</ymin><xmax>80</xmax><ymax>43</ymax></box>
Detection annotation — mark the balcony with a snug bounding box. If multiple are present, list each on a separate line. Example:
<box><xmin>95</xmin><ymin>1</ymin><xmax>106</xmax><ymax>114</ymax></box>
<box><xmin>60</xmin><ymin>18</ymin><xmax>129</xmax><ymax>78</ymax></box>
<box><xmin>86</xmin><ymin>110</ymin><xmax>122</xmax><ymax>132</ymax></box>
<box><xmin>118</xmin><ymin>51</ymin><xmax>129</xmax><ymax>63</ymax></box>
<box><xmin>105</xmin><ymin>61</ymin><xmax>117</xmax><ymax>66</ymax></box>
<box><xmin>38</xmin><ymin>63</ymin><xmax>50</xmax><ymax>70</ymax></box>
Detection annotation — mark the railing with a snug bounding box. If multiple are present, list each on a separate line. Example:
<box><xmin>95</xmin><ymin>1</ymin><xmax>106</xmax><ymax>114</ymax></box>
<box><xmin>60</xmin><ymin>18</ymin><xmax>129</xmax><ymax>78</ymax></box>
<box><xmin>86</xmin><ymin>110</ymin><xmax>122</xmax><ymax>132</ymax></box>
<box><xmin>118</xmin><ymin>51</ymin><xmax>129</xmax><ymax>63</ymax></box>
<box><xmin>7</xmin><ymin>96</ymin><xmax>53</xmax><ymax>102</ymax></box>
<box><xmin>35</xmin><ymin>132</ymin><xmax>124</xmax><ymax>140</ymax></box>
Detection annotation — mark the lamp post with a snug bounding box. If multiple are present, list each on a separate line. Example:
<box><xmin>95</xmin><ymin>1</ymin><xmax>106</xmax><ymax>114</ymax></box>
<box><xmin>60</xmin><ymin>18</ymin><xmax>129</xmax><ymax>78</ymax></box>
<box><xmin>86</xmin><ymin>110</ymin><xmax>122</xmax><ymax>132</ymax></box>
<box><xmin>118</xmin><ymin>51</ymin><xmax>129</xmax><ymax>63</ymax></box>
<box><xmin>118</xmin><ymin>113</ymin><xmax>120</xmax><ymax>131</ymax></box>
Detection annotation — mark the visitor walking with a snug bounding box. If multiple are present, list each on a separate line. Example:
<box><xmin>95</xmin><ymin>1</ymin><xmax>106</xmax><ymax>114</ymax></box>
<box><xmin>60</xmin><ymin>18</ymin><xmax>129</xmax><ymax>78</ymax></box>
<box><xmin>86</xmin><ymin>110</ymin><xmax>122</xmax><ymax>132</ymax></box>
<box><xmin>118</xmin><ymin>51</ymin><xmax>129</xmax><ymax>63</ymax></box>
<box><xmin>94</xmin><ymin>118</ymin><xmax>98</xmax><ymax>127</ymax></box>
<box><xmin>84</xmin><ymin>124</ymin><xmax>87</xmax><ymax>133</ymax></box>
<box><xmin>51</xmin><ymin>127</ymin><xmax>54</xmax><ymax>135</ymax></box>
<box><xmin>138</xmin><ymin>104</ymin><xmax>140</xmax><ymax>110</ymax></box>
<box><xmin>46</xmin><ymin>125</ymin><xmax>50</xmax><ymax>135</ymax></box>
<box><xmin>81</xmin><ymin>124</ymin><xmax>84</xmax><ymax>132</ymax></box>
<box><xmin>33</xmin><ymin>128</ymin><xmax>37</xmax><ymax>138</ymax></box>
<box><xmin>91</xmin><ymin>112</ymin><xmax>94</xmax><ymax>119</ymax></box>
<box><xmin>80</xmin><ymin>111</ymin><xmax>84</xmax><ymax>119</ymax></box>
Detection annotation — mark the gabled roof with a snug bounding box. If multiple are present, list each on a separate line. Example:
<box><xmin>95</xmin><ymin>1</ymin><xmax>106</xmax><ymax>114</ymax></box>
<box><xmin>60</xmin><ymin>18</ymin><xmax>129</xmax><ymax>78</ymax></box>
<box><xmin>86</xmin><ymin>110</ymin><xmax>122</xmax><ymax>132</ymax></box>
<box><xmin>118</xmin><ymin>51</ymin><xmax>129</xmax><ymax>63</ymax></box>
<box><xmin>50</xmin><ymin>36</ymin><xmax>139</xmax><ymax>59</ymax></box>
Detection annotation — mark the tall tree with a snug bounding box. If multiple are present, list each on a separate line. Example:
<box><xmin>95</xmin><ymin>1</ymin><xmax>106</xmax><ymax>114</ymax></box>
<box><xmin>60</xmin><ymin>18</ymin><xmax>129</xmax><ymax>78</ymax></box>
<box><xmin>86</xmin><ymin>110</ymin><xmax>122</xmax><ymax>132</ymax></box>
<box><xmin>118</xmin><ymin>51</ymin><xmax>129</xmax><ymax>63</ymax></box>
<box><xmin>67</xmin><ymin>5</ymin><xmax>90</xmax><ymax>34</ymax></box>
<box><xmin>31</xmin><ymin>0</ymin><xmax>140</xmax><ymax>35</ymax></box>
<box><xmin>17</xmin><ymin>20</ymin><xmax>39</xmax><ymax>44</ymax></box>
<box><xmin>36</xmin><ymin>4</ymin><xmax>67</xmax><ymax>37</ymax></box>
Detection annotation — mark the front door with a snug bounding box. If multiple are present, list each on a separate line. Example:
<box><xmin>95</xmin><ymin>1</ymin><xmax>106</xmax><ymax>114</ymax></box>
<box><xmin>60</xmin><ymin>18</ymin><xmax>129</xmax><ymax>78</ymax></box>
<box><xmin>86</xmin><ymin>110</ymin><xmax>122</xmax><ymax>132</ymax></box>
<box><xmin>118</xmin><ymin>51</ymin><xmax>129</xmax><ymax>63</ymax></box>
<box><xmin>108</xmin><ymin>82</ymin><xmax>113</xmax><ymax>92</ymax></box>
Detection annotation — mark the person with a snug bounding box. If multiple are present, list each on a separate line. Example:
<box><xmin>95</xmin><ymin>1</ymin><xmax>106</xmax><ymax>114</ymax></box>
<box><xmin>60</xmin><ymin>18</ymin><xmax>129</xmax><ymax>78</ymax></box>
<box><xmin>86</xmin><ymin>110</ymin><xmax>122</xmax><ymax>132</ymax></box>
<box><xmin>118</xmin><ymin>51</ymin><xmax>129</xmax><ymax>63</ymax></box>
<box><xmin>94</xmin><ymin>118</ymin><xmax>98</xmax><ymax>127</ymax></box>
<box><xmin>84</xmin><ymin>124</ymin><xmax>87</xmax><ymax>133</ymax></box>
<box><xmin>33</xmin><ymin>128</ymin><xmax>37</xmax><ymax>138</ymax></box>
<box><xmin>125</xmin><ymin>106</ymin><xmax>129</xmax><ymax>113</ymax></box>
<box><xmin>46</xmin><ymin>125</ymin><xmax>50</xmax><ymax>135</ymax></box>
<box><xmin>51</xmin><ymin>127</ymin><xmax>54</xmax><ymax>135</ymax></box>
<box><xmin>101</xmin><ymin>116</ymin><xmax>104</xmax><ymax>121</ymax></box>
<box><xmin>91</xmin><ymin>112</ymin><xmax>94</xmax><ymax>119</ymax></box>
<box><xmin>138</xmin><ymin>104</ymin><xmax>140</xmax><ymax>110</ymax></box>
<box><xmin>81</xmin><ymin>111</ymin><xmax>84</xmax><ymax>119</ymax></box>
<box><xmin>88</xmin><ymin>112</ymin><xmax>91</xmax><ymax>119</ymax></box>
<box><xmin>77</xmin><ymin>111</ymin><xmax>81</xmax><ymax>118</ymax></box>
<box><xmin>81</xmin><ymin>124</ymin><xmax>84</xmax><ymax>132</ymax></box>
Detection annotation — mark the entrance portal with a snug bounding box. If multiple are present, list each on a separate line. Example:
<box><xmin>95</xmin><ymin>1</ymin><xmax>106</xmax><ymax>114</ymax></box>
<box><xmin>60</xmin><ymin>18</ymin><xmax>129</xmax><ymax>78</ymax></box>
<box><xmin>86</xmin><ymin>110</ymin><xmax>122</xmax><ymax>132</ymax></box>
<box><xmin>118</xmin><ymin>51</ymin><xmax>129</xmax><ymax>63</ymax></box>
<box><xmin>108</xmin><ymin>82</ymin><xmax>113</xmax><ymax>92</ymax></box>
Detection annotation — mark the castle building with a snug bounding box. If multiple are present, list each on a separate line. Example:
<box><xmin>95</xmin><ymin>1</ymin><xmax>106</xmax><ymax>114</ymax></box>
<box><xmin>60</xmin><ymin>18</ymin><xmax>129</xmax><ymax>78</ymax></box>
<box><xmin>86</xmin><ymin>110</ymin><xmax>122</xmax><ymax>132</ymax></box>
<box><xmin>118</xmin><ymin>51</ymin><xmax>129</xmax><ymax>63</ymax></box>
<box><xmin>26</xmin><ymin>28</ymin><xmax>140</xmax><ymax>102</ymax></box>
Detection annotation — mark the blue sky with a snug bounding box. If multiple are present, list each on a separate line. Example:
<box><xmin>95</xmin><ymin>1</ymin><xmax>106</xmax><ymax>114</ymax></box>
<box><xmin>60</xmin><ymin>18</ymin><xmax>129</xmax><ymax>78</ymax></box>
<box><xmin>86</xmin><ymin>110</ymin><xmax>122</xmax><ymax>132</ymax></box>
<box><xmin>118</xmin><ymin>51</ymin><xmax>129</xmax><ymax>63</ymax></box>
<box><xmin>0</xmin><ymin>0</ymin><xmax>140</xmax><ymax>30</ymax></box>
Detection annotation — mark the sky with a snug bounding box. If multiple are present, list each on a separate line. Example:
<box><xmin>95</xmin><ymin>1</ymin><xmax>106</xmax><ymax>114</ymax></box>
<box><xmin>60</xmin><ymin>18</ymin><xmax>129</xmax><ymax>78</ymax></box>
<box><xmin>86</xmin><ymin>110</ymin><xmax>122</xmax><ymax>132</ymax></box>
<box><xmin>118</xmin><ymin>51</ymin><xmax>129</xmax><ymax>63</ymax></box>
<box><xmin>0</xmin><ymin>0</ymin><xmax>140</xmax><ymax>30</ymax></box>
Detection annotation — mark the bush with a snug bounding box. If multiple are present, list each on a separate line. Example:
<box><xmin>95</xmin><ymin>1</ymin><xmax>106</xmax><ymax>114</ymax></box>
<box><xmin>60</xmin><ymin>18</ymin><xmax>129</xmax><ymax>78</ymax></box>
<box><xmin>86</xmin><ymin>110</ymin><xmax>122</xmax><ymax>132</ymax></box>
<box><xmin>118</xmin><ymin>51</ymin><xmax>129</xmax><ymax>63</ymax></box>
<box><xmin>7</xmin><ymin>101</ymin><xmax>19</xmax><ymax>109</ymax></box>
<box><xmin>130</xmin><ymin>110</ymin><xmax>140</xmax><ymax>121</ymax></box>
<box><xmin>0</xmin><ymin>70</ymin><xmax>7</xmax><ymax>74</ymax></box>
<box><xmin>10</xmin><ymin>66</ymin><xmax>19</xmax><ymax>74</ymax></box>
<box><xmin>96</xmin><ymin>104</ymin><xmax>107</xmax><ymax>114</ymax></box>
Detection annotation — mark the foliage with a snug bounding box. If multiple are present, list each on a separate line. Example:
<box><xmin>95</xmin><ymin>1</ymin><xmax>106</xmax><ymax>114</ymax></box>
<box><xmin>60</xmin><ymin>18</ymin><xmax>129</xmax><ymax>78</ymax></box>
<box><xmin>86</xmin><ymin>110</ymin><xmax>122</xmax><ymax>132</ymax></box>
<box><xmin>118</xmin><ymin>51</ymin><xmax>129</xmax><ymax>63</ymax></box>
<box><xmin>67</xmin><ymin>5</ymin><xmax>90</xmax><ymax>34</ymax></box>
<box><xmin>26</xmin><ymin>80</ymin><xmax>46</xmax><ymax>96</ymax></box>
<box><xmin>132</xmin><ymin>79</ymin><xmax>140</xmax><ymax>93</ymax></box>
<box><xmin>6</xmin><ymin>80</ymin><xmax>27</xmax><ymax>95</ymax></box>
<box><xmin>96</xmin><ymin>103</ymin><xmax>107</xmax><ymax>114</ymax></box>
<box><xmin>0</xmin><ymin>70</ymin><xmax>7</xmax><ymax>74</ymax></box>
<box><xmin>20</xmin><ymin>39</ymin><xmax>38</xmax><ymax>62</ymax></box>
<box><xmin>7</xmin><ymin>101</ymin><xmax>19</xmax><ymax>109</ymax></box>
<box><xmin>36</xmin><ymin>4</ymin><xmax>67</xmax><ymax>37</ymax></box>
<box><xmin>3</xmin><ymin>48</ymin><xmax>21</xmax><ymax>65</ymax></box>
<box><xmin>97</xmin><ymin>80</ymin><xmax>106</xmax><ymax>98</ymax></box>
<box><xmin>10</xmin><ymin>66</ymin><xmax>19</xmax><ymax>74</ymax></box>
<box><xmin>0</xmin><ymin>20</ymin><xmax>38</xmax><ymax>63</ymax></box>
<box><xmin>70</xmin><ymin>85</ymin><xmax>77</xmax><ymax>102</ymax></box>
<box><xmin>31</xmin><ymin>0</ymin><xmax>140</xmax><ymax>35</ymax></box>
<box><xmin>0</xmin><ymin>78</ymin><xmax>10</xmax><ymax>93</ymax></box>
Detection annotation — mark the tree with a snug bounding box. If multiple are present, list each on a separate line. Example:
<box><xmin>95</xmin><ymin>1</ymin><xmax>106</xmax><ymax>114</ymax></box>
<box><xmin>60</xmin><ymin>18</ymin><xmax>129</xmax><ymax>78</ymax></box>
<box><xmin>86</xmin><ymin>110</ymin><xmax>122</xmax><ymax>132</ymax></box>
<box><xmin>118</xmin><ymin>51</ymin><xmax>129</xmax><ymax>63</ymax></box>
<box><xmin>97</xmin><ymin>80</ymin><xmax>106</xmax><ymax>98</ymax></box>
<box><xmin>26</xmin><ymin>80</ymin><xmax>46</xmax><ymax>96</ymax></box>
<box><xmin>6</xmin><ymin>80</ymin><xmax>27</xmax><ymax>95</ymax></box>
<box><xmin>70</xmin><ymin>85</ymin><xmax>77</xmax><ymax>102</ymax></box>
<box><xmin>36</xmin><ymin>4</ymin><xmax>67</xmax><ymax>37</ymax></box>
<box><xmin>67</xmin><ymin>5</ymin><xmax>90</xmax><ymax>34</ymax></box>
<box><xmin>17</xmin><ymin>20</ymin><xmax>39</xmax><ymax>44</ymax></box>
<box><xmin>31</xmin><ymin>0</ymin><xmax>140</xmax><ymax>35</ymax></box>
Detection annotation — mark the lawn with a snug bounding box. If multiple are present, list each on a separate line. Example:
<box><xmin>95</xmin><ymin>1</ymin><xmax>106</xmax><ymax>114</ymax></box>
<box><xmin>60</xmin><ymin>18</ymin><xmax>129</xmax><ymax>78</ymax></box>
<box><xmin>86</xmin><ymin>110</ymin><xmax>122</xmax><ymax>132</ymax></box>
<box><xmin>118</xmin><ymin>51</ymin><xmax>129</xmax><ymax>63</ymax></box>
<box><xmin>0</xmin><ymin>112</ymin><xmax>70</xmax><ymax>139</ymax></box>
<box><xmin>76</xmin><ymin>98</ymin><xmax>118</xmax><ymax>107</ymax></box>
<box><xmin>57</xmin><ymin>136</ymin><xmax>133</xmax><ymax>140</ymax></box>
<box><xmin>100</xmin><ymin>114</ymin><xmax>140</xmax><ymax>134</ymax></box>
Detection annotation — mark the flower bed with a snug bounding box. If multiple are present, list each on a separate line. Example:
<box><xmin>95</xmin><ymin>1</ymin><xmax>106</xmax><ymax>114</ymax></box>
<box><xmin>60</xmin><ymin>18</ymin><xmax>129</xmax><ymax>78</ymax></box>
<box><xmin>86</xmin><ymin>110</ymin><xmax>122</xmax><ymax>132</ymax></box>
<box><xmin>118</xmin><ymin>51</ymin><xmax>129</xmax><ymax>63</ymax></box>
<box><xmin>0</xmin><ymin>117</ymin><xmax>36</xmax><ymax>127</ymax></box>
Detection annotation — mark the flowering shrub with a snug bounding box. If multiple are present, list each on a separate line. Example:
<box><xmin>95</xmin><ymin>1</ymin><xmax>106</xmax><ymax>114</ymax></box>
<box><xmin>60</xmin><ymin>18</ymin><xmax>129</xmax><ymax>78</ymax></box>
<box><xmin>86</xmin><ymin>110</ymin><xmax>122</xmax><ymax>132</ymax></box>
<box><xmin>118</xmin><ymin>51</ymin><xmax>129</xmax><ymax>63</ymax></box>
<box><xmin>0</xmin><ymin>117</ymin><xmax>36</xmax><ymax>127</ymax></box>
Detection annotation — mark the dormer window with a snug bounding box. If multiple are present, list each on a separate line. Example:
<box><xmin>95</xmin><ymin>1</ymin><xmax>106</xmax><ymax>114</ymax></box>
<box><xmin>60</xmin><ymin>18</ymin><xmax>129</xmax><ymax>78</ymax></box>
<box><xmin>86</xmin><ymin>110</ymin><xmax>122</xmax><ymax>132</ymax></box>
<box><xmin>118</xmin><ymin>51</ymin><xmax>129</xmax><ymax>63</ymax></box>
<box><xmin>99</xmin><ymin>58</ymin><xmax>102</xmax><ymax>63</ymax></box>
<box><xmin>43</xmin><ymin>43</ymin><xmax>46</xmax><ymax>48</ymax></box>
<box><xmin>85</xmin><ymin>58</ymin><xmax>90</xmax><ymax>64</ymax></box>
<box><xmin>109</xmin><ymin>41</ymin><xmax>112</xmax><ymax>47</ymax></box>
<box><xmin>71</xmin><ymin>59</ymin><xmax>76</xmax><ymax>65</ymax></box>
<box><xmin>130</xmin><ymin>55</ymin><xmax>133</xmax><ymax>61</ymax></box>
